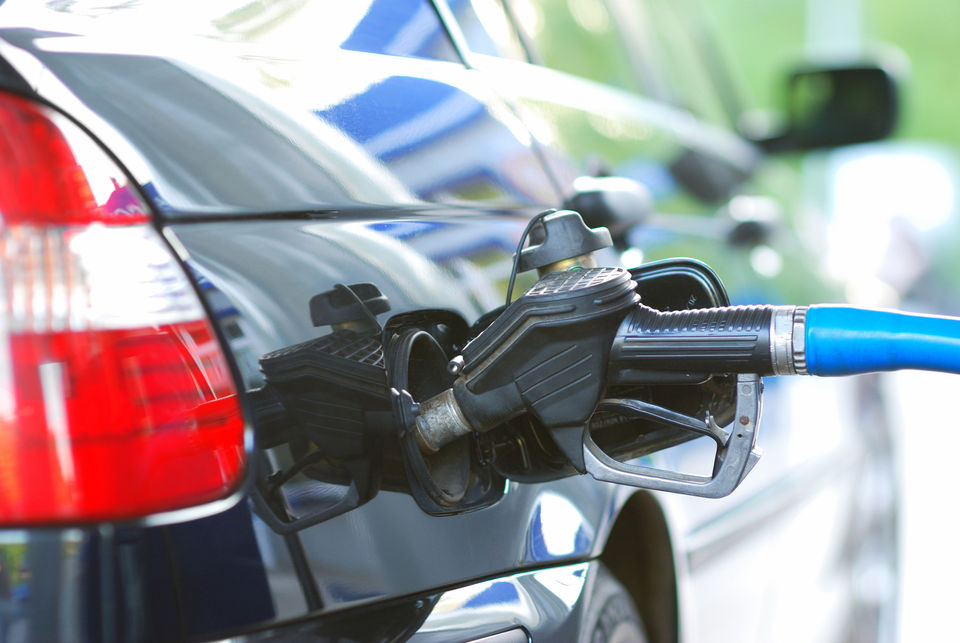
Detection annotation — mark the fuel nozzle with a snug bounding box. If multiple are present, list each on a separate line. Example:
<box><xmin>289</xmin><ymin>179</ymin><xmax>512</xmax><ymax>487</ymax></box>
<box><xmin>414</xmin><ymin>282</ymin><xmax>802</xmax><ymax>456</ymax></box>
<box><xmin>411</xmin><ymin>210</ymin><xmax>781</xmax><ymax>498</ymax></box>
<box><xmin>412</xmin><ymin>266</ymin><xmax>770</xmax><ymax>496</ymax></box>
<box><xmin>412</xmin><ymin>209</ymin><xmax>773</xmax><ymax>495</ymax></box>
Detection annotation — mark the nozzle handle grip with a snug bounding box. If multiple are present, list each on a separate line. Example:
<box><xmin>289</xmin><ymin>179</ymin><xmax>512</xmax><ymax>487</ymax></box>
<box><xmin>609</xmin><ymin>304</ymin><xmax>777</xmax><ymax>383</ymax></box>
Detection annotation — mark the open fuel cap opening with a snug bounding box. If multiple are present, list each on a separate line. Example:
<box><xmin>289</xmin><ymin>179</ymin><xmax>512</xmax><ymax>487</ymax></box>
<box><xmin>390</xmin><ymin>329</ymin><xmax>506</xmax><ymax>515</ymax></box>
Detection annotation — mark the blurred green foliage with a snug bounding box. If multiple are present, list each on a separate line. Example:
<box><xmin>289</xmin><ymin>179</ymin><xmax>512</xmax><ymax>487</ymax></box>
<box><xmin>698</xmin><ymin>0</ymin><xmax>807</xmax><ymax>115</ymax></box>
<box><xmin>698</xmin><ymin>0</ymin><xmax>960</xmax><ymax>309</ymax></box>
<box><xmin>701</xmin><ymin>0</ymin><xmax>960</xmax><ymax>150</ymax></box>
<box><xmin>866</xmin><ymin>0</ymin><xmax>960</xmax><ymax>149</ymax></box>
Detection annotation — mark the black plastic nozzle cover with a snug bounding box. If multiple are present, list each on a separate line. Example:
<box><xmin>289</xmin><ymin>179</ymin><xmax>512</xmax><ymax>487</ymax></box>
<box><xmin>449</xmin><ymin>267</ymin><xmax>780</xmax><ymax>468</ymax></box>
<box><xmin>453</xmin><ymin>268</ymin><xmax>638</xmax><ymax>467</ymax></box>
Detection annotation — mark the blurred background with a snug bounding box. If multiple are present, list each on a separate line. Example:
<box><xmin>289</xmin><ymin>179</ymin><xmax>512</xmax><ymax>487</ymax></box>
<box><xmin>706</xmin><ymin>3</ymin><xmax>960</xmax><ymax>640</ymax></box>
<box><xmin>704</xmin><ymin>2</ymin><xmax>960</xmax><ymax>640</ymax></box>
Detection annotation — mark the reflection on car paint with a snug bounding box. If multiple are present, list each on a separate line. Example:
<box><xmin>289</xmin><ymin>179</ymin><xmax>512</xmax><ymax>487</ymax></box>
<box><xmin>0</xmin><ymin>505</ymin><xmax>275</xmax><ymax>641</ymax></box>
<box><xmin>320</xmin><ymin>78</ymin><xmax>486</xmax><ymax>160</ymax></box>
<box><xmin>368</xmin><ymin>217</ymin><xmax>518</xmax><ymax>261</ymax></box>
<box><xmin>525</xmin><ymin>492</ymin><xmax>593</xmax><ymax>563</ymax></box>
<box><xmin>531</xmin><ymin>563</ymin><xmax>589</xmax><ymax>608</ymax></box>
<box><xmin>315</xmin><ymin>72</ymin><xmax>552</xmax><ymax>205</ymax></box>
<box><xmin>340</xmin><ymin>0</ymin><xmax>460</xmax><ymax>62</ymax></box>
<box><xmin>101</xmin><ymin>179</ymin><xmax>147</xmax><ymax>218</ymax></box>
<box><xmin>414</xmin><ymin>562</ymin><xmax>589</xmax><ymax>640</ymax></box>
<box><xmin>302</xmin><ymin>221</ymin><xmax>489</xmax><ymax>317</ymax></box>
<box><xmin>419</xmin><ymin>576</ymin><xmax>537</xmax><ymax>633</ymax></box>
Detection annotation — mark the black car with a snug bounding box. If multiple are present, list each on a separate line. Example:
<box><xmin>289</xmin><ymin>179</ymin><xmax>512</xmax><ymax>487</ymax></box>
<box><xmin>0</xmin><ymin>1</ymin><xmax>898</xmax><ymax>641</ymax></box>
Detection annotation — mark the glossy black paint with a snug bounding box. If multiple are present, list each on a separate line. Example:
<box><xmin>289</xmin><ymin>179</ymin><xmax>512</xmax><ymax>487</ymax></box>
<box><xmin>165</xmin><ymin>213</ymin><xmax>611</xmax><ymax>602</ymax></box>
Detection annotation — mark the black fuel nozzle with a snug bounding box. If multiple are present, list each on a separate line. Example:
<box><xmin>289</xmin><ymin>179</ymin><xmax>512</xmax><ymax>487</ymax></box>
<box><xmin>414</xmin><ymin>267</ymin><xmax>800</xmax><ymax>449</ymax></box>
<box><xmin>408</xmin><ymin>208</ymin><xmax>805</xmax><ymax>497</ymax></box>
<box><xmin>411</xmin><ymin>265</ymin><xmax>809</xmax><ymax>496</ymax></box>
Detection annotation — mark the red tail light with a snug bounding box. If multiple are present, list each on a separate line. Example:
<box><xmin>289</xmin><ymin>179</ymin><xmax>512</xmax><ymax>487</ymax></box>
<box><xmin>0</xmin><ymin>93</ymin><xmax>245</xmax><ymax>523</ymax></box>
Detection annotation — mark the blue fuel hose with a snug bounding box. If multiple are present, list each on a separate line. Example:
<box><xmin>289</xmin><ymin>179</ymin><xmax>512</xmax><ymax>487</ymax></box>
<box><xmin>805</xmin><ymin>305</ymin><xmax>960</xmax><ymax>376</ymax></box>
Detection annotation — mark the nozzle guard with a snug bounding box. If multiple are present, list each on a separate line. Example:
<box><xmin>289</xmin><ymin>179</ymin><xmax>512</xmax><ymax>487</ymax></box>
<box><xmin>582</xmin><ymin>373</ymin><xmax>762</xmax><ymax>498</ymax></box>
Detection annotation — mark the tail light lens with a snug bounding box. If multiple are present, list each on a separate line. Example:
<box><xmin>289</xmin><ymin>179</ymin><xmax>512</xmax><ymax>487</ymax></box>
<box><xmin>0</xmin><ymin>92</ymin><xmax>246</xmax><ymax>523</ymax></box>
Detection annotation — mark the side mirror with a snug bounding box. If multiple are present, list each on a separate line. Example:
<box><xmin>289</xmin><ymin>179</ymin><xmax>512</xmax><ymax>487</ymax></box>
<box><xmin>750</xmin><ymin>64</ymin><xmax>899</xmax><ymax>153</ymax></box>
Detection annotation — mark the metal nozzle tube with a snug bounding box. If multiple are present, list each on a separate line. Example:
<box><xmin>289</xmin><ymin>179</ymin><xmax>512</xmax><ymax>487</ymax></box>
<box><xmin>414</xmin><ymin>388</ymin><xmax>474</xmax><ymax>453</ymax></box>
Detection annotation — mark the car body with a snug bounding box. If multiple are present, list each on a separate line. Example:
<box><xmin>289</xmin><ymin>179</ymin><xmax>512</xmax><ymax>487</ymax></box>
<box><xmin>0</xmin><ymin>1</ymin><xmax>897</xmax><ymax>641</ymax></box>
